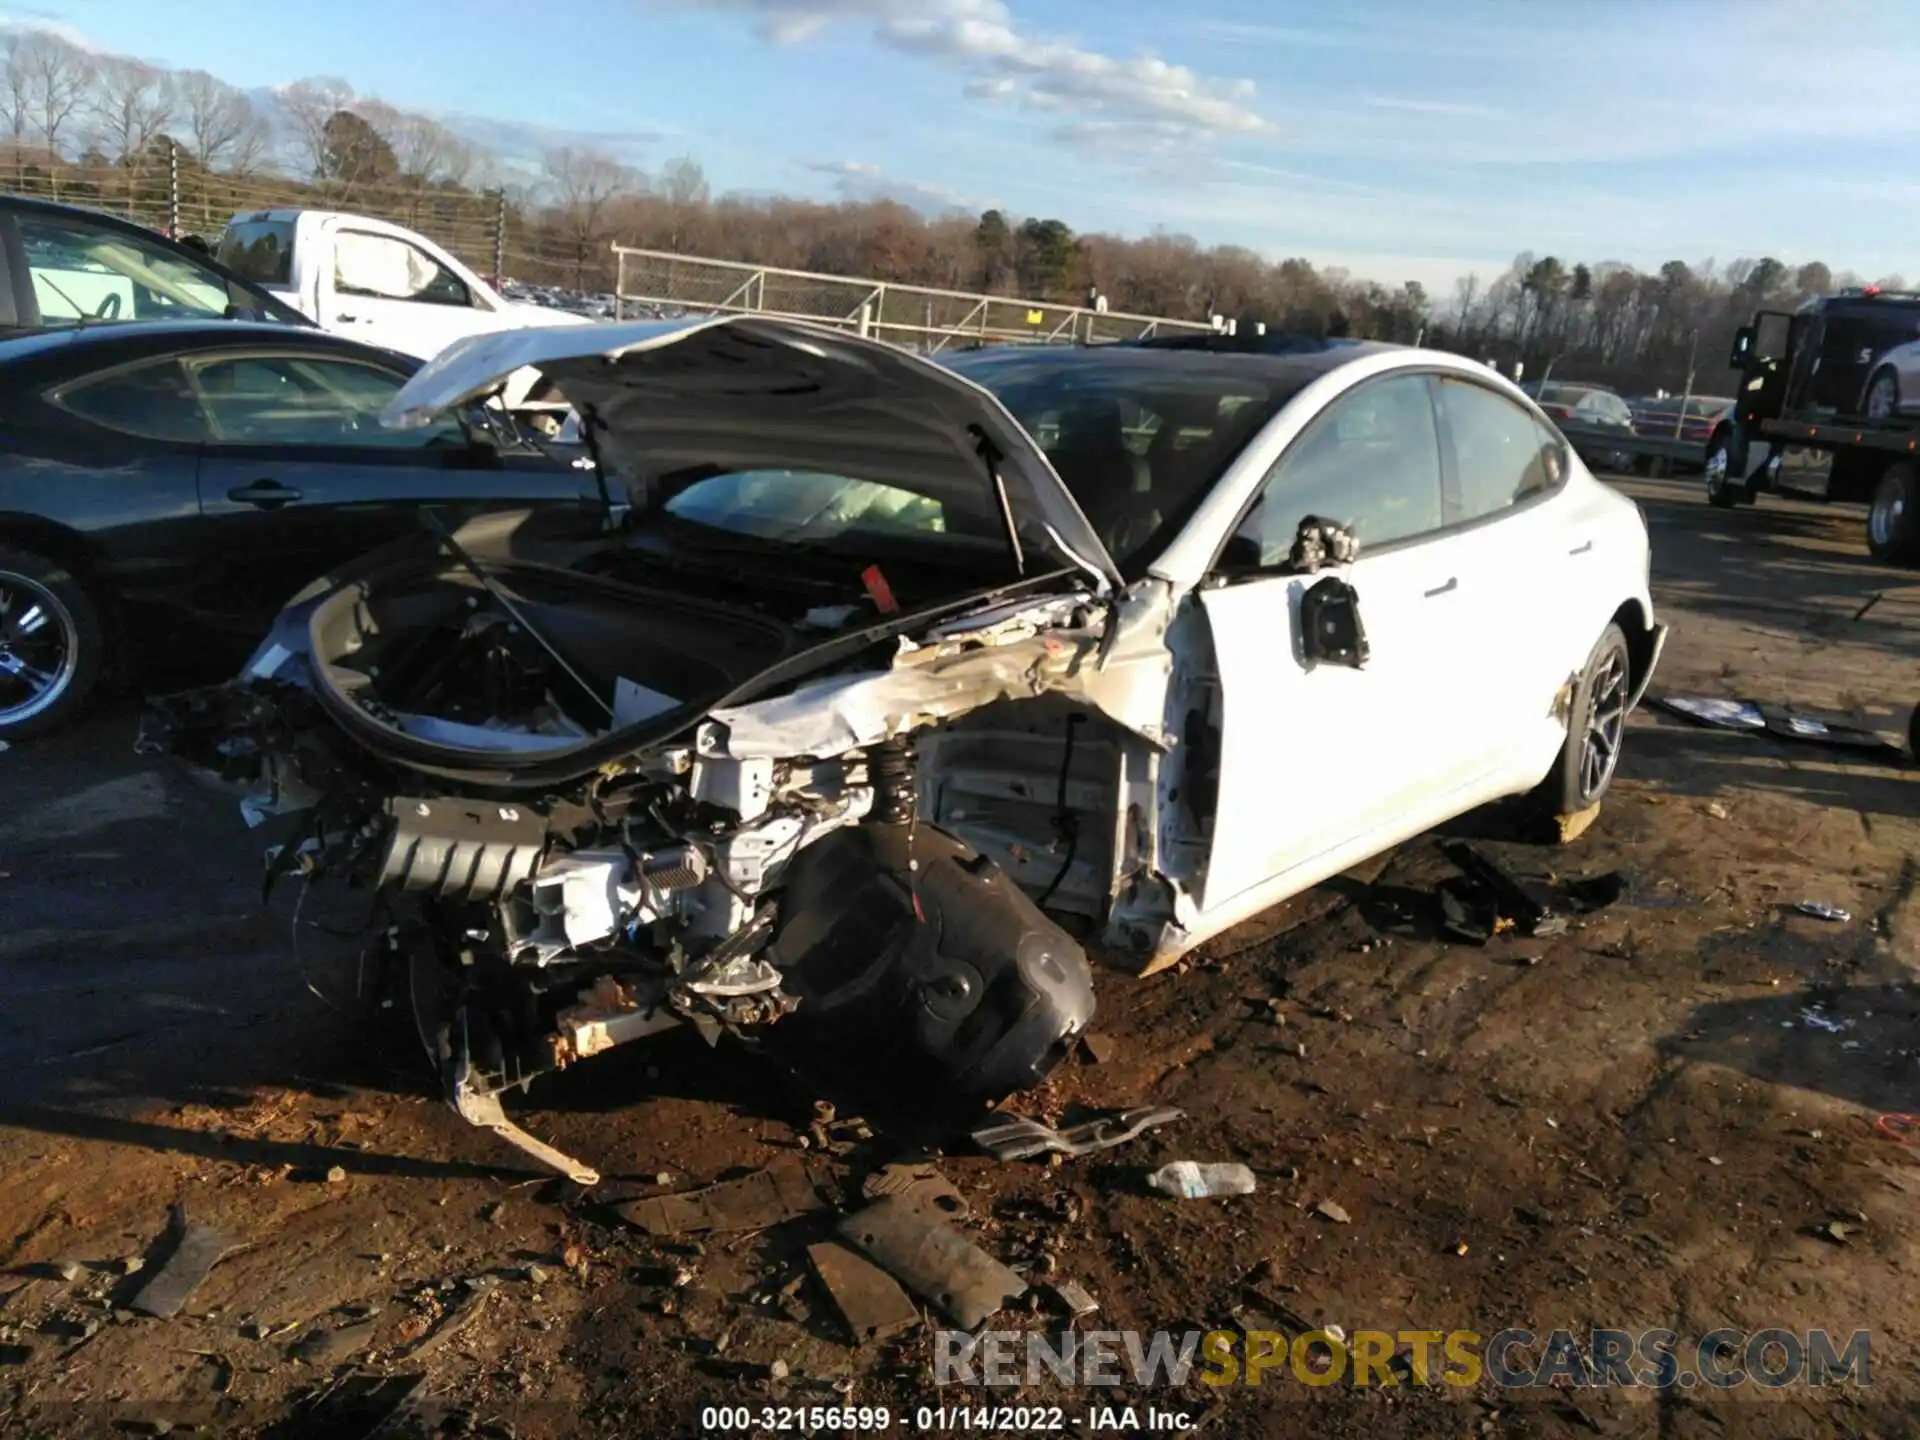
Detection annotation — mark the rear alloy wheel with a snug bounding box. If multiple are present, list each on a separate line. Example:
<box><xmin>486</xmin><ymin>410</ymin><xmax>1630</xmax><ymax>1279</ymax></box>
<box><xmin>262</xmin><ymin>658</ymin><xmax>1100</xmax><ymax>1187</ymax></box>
<box><xmin>1703</xmin><ymin>442</ymin><xmax>1741</xmax><ymax>508</ymax></box>
<box><xmin>1866</xmin><ymin>370</ymin><xmax>1900</xmax><ymax>423</ymax></box>
<box><xmin>1539</xmin><ymin>622</ymin><xmax>1632</xmax><ymax>823</ymax></box>
<box><xmin>1868</xmin><ymin>462</ymin><xmax>1920</xmax><ymax>565</ymax></box>
<box><xmin>0</xmin><ymin>546</ymin><xmax>103</xmax><ymax>740</ymax></box>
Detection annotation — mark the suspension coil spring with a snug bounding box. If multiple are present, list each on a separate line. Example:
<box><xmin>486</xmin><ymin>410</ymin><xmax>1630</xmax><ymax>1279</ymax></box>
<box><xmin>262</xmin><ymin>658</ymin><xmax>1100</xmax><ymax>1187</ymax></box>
<box><xmin>869</xmin><ymin>735</ymin><xmax>919</xmax><ymax>826</ymax></box>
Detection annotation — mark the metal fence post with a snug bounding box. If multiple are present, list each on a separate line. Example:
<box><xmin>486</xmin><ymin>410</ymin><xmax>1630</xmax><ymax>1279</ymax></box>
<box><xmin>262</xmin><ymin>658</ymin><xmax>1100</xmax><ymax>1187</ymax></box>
<box><xmin>166</xmin><ymin>142</ymin><xmax>179</xmax><ymax>238</ymax></box>
<box><xmin>491</xmin><ymin>189</ymin><xmax>506</xmax><ymax>291</ymax></box>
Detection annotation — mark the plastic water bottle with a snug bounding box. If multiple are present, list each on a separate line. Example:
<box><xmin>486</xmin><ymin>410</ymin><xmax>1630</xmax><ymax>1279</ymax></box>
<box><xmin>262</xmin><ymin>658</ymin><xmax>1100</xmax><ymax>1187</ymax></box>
<box><xmin>1146</xmin><ymin>1161</ymin><xmax>1257</xmax><ymax>1198</ymax></box>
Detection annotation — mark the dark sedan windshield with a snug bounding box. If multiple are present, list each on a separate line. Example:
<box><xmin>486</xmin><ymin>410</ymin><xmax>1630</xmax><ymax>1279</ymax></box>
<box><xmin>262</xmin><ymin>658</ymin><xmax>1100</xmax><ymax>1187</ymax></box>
<box><xmin>942</xmin><ymin>347</ymin><xmax>1307</xmax><ymax>574</ymax></box>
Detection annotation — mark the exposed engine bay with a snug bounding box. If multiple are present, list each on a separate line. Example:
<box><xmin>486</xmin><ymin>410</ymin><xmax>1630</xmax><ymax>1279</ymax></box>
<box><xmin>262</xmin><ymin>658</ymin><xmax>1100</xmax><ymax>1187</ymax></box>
<box><xmin>141</xmin><ymin>317</ymin><xmax>1217</xmax><ymax>1184</ymax></box>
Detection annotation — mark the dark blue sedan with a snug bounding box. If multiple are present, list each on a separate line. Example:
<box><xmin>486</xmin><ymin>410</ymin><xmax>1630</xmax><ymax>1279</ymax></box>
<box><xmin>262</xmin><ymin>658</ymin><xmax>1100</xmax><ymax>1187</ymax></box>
<box><xmin>0</xmin><ymin>320</ymin><xmax>606</xmax><ymax>738</ymax></box>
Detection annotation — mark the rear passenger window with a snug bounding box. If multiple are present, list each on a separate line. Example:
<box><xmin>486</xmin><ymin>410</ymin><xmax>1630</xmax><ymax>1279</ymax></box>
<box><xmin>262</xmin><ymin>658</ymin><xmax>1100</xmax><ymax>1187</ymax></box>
<box><xmin>1436</xmin><ymin>378</ymin><xmax>1566</xmax><ymax>522</ymax></box>
<box><xmin>52</xmin><ymin>360</ymin><xmax>208</xmax><ymax>443</ymax></box>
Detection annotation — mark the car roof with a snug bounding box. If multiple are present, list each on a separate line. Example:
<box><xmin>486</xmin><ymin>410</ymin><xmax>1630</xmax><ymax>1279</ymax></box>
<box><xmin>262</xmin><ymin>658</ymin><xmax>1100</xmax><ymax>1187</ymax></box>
<box><xmin>0</xmin><ymin>319</ymin><xmax>416</xmax><ymax>379</ymax></box>
<box><xmin>940</xmin><ymin>337</ymin><xmax>1404</xmax><ymax>394</ymax></box>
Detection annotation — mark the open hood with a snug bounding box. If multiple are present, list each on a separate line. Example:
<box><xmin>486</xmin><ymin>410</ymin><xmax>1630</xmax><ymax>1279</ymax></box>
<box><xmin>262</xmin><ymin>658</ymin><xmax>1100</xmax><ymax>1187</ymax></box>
<box><xmin>379</xmin><ymin>315</ymin><xmax>1122</xmax><ymax>591</ymax></box>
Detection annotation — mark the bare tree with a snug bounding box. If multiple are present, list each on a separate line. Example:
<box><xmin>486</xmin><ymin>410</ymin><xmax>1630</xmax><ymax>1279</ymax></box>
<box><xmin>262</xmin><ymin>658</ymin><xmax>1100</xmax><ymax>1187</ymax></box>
<box><xmin>176</xmin><ymin>68</ymin><xmax>256</xmax><ymax>169</ymax></box>
<box><xmin>1</xmin><ymin>32</ymin><xmax>31</xmax><ymax>154</ymax></box>
<box><xmin>16</xmin><ymin>30</ymin><xmax>92</xmax><ymax>164</ymax></box>
<box><xmin>657</xmin><ymin>155</ymin><xmax>709</xmax><ymax>253</ymax></box>
<box><xmin>386</xmin><ymin>108</ymin><xmax>450</xmax><ymax>181</ymax></box>
<box><xmin>277</xmin><ymin>75</ymin><xmax>354</xmax><ymax>179</ymax></box>
<box><xmin>91</xmin><ymin>56</ymin><xmax>173</xmax><ymax>162</ymax></box>
<box><xmin>544</xmin><ymin>146</ymin><xmax>642</xmax><ymax>286</ymax></box>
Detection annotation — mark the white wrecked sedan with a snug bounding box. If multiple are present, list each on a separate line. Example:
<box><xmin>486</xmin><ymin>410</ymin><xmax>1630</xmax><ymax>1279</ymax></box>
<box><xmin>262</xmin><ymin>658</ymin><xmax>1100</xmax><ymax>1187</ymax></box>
<box><xmin>147</xmin><ymin>318</ymin><xmax>1666</xmax><ymax>1183</ymax></box>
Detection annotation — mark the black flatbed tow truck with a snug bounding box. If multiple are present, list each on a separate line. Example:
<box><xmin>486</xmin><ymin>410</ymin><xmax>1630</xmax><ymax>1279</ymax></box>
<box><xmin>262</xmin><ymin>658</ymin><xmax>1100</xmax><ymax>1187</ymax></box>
<box><xmin>1698</xmin><ymin>293</ymin><xmax>1920</xmax><ymax>565</ymax></box>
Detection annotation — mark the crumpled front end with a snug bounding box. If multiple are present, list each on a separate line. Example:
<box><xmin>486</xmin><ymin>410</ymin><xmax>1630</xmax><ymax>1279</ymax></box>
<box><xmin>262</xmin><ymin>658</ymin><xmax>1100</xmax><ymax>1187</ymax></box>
<box><xmin>143</xmin><ymin>548</ymin><xmax>1135</xmax><ymax>1185</ymax></box>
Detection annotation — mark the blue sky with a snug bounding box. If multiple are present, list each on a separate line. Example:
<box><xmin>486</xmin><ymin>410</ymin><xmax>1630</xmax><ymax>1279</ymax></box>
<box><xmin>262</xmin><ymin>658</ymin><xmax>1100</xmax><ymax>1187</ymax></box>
<box><xmin>10</xmin><ymin>0</ymin><xmax>1920</xmax><ymax>296</ymax></box>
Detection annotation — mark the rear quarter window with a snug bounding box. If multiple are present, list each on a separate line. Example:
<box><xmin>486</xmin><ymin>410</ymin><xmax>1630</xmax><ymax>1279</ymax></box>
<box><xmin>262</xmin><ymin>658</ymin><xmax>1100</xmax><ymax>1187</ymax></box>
<box><xmin>51</xmin><ymin>360</ymin><xmax>208</xmax><ymax>443</ymax></box>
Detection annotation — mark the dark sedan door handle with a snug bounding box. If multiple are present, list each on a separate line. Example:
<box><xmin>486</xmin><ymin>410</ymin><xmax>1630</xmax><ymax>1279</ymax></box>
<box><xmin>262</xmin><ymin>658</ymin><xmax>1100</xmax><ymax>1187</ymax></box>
<box><xmin>1569</xmin><ymin>540</ymin><xmax>1594</xmax><ymax>556</ymax></box>
<box><xmin>228</xmin><ymin>479</ymin><xmax>303</xmax><ymax>509</ymax></box>
<box><xmin>1424</xmin><ymin>577</ymin><xmax>1458</xmax><ymax>598</ymax></box>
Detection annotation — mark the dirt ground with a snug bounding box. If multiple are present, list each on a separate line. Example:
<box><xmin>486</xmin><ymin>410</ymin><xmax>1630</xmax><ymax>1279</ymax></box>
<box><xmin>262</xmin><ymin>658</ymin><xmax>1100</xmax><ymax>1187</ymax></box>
<box><xmin>5</xmin><ymin>474</ymin><xmax>1920</xmax><ymax>1439</ymax></box>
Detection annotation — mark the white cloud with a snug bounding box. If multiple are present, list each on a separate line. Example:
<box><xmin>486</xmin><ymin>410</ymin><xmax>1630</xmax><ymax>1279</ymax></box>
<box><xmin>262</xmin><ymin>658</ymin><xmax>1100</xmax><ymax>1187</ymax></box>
<box><xmin>678</xmin><ymin>0</ymin><xmax>1270</xmax><ymax>148</ymax></box>
<box><xmin>1360</xmin><ymin>94</ymin><xmax>1503</xmax><ymax>119</ymax></box>
<box><xmin>806</xmin><ymin>159</ymin><xmax>884</xmax><ymax>175</ymax></box>
<box><xmin>0</xmin><ymin>13</ymin><xmax>105</xmax><ymax>53</ymax></box>
<box><xmin>800</xmin><ymin>156</ymin><xmax>989</xmax><ymax>212</ymax></box>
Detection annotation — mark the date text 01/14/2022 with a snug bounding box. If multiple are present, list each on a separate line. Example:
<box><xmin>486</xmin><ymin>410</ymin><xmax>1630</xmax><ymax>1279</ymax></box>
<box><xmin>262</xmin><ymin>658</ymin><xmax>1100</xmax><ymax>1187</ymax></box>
<box><xmin>915</xmin><ymin>1408</ymin><xmax>1196</xmax><ymax>1432</ymax></box>
<box><xmin>697</xmin><ymin>1405</ymin><xmax>1199</xmax><ymax>1432</ymax></box>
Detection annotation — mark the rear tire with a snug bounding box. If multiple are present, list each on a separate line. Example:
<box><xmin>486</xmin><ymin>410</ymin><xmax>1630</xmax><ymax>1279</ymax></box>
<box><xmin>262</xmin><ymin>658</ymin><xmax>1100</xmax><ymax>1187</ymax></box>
<box><xmin>0</xmin><ymin>545</ymin><xmax>104</xmax><ymax>740</ymax></box>
<box><xmin>1868</xmin><ymin>462</ymin><xmax>1920</xmax><ymax>565</ymax></box>
<box><xmin>1704</xmin><ymin>440</ymin><xmax>1741</xmax><ymax>508</ymax></box>
<box><xmin>1538</xmin><ymin>623</ymin><xmax>1632</xmax><ymax>824</ymax></box>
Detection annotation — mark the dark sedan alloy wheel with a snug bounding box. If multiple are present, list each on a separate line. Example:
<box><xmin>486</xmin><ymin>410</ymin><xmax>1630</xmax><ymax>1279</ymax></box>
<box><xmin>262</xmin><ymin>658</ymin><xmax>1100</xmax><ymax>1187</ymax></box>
<box><xmin>1579</xmin><ymin>645</ymin><xmax>1629</xmax><ymax>802</ymax></box>
<box><xmin>0</xmin><ymin>570</ymin><xmax>80</xmax><ymax>729</ymax></box>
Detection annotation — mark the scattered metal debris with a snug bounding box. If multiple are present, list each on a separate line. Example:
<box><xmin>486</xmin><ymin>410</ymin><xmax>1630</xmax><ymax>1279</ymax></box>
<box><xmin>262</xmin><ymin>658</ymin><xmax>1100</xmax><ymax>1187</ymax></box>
<box><xmin>128</xmin><ymin>1209</ymin><xmax>239</xmax><ymax>1320</ymax></box>
<box><xmin>1653</xmin><ymin>695</ymin><xmax>1897</xmax><ymax>755</ymax></box>
<box><xmin>613</xmin><ymin>1162</ymin><xmax>824</xmax><ymax>1237</ymax></box>
<box><xmin>1794</xmin><ymin>901</ymin><xmax>1852</xmax><ymax>923</ymax></box>
<box><xmin>807</xmin><ymin>1241</ymin><xmax>922</xmax><ymax>1344</ymax></box>
<box><xmin>1797</xmin><ymin>1006</ymin><xmax>1852</xmax><ymax>1033</ymax></box>
<box><xmin>1435</xmin><ymin>841</ymin><xmax>1626</xmax><ymax>946</ymax></box>
<box><xmin>1043</xmin><ymin>1280</ymin><xmax>1100</xmax><ymax>1318</ymax></box>
<box><xmin>972</xmin><ymin>1105</ymin><xmax>1184</xmax><ymax>1161</ymax></box>
<box><xmin>1145</xmin><ymin>1162</ymin><xmax>1256</xmax><ymax>1198</ymax></box>
<box><xmin>837</xmin><ymin>1196</ymin><xmax>1026</xmax><ymax>1329</ymax></box>
<box><xmin>860</xmin><ymin>1161</ymin><xmax>969</xmax><ymax>1219</ymax></box>
<box><xmin>1312</xmin><ymin>1199</ymin><xmax>1353</xmax><ymax>1225</ymax></box>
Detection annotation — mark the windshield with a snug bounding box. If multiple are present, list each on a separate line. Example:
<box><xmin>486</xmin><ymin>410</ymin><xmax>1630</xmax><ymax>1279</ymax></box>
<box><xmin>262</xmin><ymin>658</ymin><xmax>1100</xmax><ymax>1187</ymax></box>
<box><xmin>942</xmin><ymin>348</ymin><xmax>1302</xmax><ymax>574</ymax></box>
<box><xmin>664</xmin><ymin>470</ymin><xmax>951</xmax><ymax>544</ymax></box>
<box><xmin>23</xmin><ymin>218</ymin><xmax>236</xmax><ymax>328</ymax></box>
<box><xmin>217</xmin><ymin>218</ymin><xmax>296</xmax><ymax>286</ymax></box>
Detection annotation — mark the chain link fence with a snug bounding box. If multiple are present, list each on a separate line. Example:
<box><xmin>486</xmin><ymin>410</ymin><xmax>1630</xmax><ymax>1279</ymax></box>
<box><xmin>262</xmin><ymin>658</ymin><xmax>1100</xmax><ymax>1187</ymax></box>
<box><xmin>3</xmin><ymin>149</ymin><xmax>509</xmax><ymax>281</ymax></box>
<box><xmin>6</xmin><ymin>151</ymin><xmax>1218</xmax><ymax>347</ymax></box>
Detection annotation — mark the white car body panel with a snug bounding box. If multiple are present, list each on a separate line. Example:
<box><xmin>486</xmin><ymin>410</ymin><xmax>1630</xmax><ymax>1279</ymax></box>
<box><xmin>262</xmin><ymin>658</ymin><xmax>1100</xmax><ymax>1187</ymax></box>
<box><xmin>230</xmin><ymin>209</ymin><xmax>592</xmax><ymax>411</ymax></box>
<box><xmin>363</xmin><ymin>321</ymin><xmax>1664</xmax><ymax>968</ymax></box>
<box><xmin>1875</xmin><ymin>339</ymin><xmax>1920</xmax><ymax>416</ymax></box>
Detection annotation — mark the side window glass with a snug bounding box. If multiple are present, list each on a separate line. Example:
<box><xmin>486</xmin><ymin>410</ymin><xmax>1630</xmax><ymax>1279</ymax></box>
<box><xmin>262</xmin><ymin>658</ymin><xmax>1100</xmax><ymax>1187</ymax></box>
<box><xmin>51</xmin><ymin>360</ymin><xmax>208</xmax><ymax>442</ymax></box>
<box><xmin>1229</xmin><ymin>373</ymin><xmax>1444</xmax><ymax>566</ymax></box>
<box><xmin>20</xmin><ymin>214</ymin><xmax>232</xmax><ymax>326</ymax></box>
<box><xmin>1437</xmin><ymin>378</ymin><xmax>1562</xmax><ymax>522</ymax></box>
<box><xmin>334</xmin><ymin>232</ymin><xmax>472</xmax><ymax>307</ymax></box>
<box><xmin>192</xmin><ymin>356</ymin><xmax>464</xmax><ymax>447</ymax></box>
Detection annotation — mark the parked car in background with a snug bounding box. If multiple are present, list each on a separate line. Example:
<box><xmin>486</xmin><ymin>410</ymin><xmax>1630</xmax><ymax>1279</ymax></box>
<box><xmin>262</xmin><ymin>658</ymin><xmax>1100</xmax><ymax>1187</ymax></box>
<box><xmin>150</xmin><ymin>317</ymin><xmax>1666</xmax><ymax>1183</ymax></box>
<box><xmin>2</xmin><ymin>193</ymin><xmax>308</xmax><ymax>334</ymax></box>
<box><xmin>1627</xmin><ymin>395</ymin><xmax>1732</xmax><ymax>445</ymax></box>
<box><xmin>1529</xmin><ymin>382</ymin><xmax>1638</xmax><ymax>472</ymax></box>
<box><xmin>0</xmin><ymin>320</ymin><xmax>606</xmax><ymax>738</ymax></box>
<box><xmin>1861</xmin><ymin>338</ymin><xmax>1920</xmax><ymax>421</ymax></box>
<box><xmin>215</xmin><ymin>210</ymin><xmax>593</xmax><ymax>427</ymax></box>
